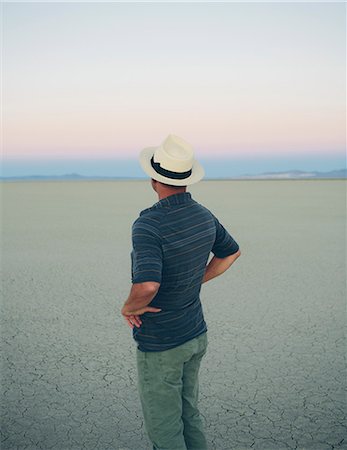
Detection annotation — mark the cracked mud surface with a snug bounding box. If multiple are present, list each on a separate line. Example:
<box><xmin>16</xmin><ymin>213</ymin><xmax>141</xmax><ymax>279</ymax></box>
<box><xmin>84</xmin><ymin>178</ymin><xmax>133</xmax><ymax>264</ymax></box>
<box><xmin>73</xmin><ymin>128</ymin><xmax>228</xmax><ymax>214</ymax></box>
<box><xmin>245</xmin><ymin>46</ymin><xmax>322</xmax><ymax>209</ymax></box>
<box><xmin>1</xmin><ymin>180</ymin><xmax>346</xmax><ymax>450</ymax></box>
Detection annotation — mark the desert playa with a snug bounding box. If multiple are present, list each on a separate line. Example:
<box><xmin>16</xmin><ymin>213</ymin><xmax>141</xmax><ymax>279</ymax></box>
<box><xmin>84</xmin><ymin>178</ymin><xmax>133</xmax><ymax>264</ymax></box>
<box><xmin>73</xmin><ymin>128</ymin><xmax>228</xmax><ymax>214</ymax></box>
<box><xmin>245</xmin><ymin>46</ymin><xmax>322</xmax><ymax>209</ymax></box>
<box><xmin>1</xmin><ymin>180</ymin><xmax>346</xmax><ymax>450</ymax></box>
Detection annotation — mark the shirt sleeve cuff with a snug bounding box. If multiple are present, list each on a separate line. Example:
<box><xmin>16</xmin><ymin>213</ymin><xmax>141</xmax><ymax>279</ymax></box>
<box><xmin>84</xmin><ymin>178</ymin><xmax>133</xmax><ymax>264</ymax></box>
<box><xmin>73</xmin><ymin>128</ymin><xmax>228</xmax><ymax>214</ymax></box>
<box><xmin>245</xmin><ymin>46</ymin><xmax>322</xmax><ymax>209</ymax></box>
<box><xmin>132</xmin><ymin>275</ymin><xmax>162</xmax><ymax>284</ymax></box>
<box><xmin>213</xmin><ymin>242</ymin><xmax>239</xmax><ymax>258</ymax></box>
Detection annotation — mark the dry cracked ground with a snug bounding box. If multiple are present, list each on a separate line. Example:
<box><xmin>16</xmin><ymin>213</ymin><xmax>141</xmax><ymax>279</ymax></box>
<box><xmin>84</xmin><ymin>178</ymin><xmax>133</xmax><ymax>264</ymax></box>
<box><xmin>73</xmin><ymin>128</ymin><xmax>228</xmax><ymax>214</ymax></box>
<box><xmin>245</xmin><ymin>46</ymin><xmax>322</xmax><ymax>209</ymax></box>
<box><xmin>1</xmin><ymin>180</ymin><xmax>346</xmax><ymax>450</ymax></box>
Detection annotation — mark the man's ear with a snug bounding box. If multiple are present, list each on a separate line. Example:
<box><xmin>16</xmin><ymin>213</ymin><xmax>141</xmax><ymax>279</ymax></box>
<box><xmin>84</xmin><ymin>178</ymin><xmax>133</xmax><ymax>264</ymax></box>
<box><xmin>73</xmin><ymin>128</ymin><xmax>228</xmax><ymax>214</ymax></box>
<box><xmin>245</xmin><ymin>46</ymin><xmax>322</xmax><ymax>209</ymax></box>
<box><xmin>151</xmin><ymin>178</ymin><xmax>157</xmax><ymax>192</ymax></box>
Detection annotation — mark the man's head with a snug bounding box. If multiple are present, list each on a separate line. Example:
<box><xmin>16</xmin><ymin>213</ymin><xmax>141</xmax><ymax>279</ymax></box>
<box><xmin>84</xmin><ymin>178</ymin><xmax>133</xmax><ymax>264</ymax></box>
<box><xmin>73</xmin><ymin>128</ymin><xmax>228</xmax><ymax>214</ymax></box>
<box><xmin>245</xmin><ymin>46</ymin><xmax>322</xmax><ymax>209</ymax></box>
<box><xmin>139</xmin><ymin>134</ymin><xmax>204</xmax><ymax>187</ymax></box>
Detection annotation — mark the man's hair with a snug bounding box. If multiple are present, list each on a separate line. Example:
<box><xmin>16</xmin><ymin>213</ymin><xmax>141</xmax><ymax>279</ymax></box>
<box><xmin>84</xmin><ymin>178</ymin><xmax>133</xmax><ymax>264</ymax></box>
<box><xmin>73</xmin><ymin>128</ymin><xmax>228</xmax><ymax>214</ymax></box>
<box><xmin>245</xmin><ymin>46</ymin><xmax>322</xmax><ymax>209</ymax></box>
<box><xmin>163</xmin><ymin>183</ymin><xmax>187</xmax><ymax>190</ymax></box>
<box><xmin>152</xmin><ymin>179</ymin><xmax>186</xmax><ymax>190</ymax></box>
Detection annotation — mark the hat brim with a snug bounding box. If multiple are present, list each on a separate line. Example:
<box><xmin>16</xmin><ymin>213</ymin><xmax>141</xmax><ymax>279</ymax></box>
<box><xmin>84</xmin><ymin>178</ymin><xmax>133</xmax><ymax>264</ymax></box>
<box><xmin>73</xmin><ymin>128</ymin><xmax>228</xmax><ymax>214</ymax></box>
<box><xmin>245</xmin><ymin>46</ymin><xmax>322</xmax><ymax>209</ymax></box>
<box><xmin>139</xmin><ymin>147</ymin><xmax>205</xmax><ymax>186</ymax></box>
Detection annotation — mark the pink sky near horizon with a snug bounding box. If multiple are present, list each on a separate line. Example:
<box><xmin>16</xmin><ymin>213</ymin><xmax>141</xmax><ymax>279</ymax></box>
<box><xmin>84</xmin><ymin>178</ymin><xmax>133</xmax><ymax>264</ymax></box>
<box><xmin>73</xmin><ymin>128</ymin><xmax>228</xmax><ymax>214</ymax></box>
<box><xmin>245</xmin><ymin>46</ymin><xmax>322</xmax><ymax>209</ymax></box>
<box><xmin>2</xmin><ymin>2</ymin><xmax>346</xmax><ymax>161</ymax></box>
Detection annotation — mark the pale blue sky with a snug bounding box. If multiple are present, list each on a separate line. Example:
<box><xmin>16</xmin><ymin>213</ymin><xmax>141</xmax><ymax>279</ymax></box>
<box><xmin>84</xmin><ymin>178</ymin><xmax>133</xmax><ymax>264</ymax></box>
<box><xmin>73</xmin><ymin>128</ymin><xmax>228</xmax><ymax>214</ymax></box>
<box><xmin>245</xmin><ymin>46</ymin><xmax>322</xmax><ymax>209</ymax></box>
<box><xmin>2</xmin><ymin>1</ymin><xmax>346</xmax><ymax>177</ymax></box>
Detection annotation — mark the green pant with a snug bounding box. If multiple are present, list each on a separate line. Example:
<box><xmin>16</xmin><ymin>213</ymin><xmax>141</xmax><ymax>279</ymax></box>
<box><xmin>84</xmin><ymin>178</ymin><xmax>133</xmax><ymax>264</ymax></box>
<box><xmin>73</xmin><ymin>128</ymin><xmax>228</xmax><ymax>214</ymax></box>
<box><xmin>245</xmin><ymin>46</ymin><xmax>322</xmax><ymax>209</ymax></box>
<box><xmin>136</xmin><ymin>332</ymin><xmax>208</xmax><ymax>450</ymax></box>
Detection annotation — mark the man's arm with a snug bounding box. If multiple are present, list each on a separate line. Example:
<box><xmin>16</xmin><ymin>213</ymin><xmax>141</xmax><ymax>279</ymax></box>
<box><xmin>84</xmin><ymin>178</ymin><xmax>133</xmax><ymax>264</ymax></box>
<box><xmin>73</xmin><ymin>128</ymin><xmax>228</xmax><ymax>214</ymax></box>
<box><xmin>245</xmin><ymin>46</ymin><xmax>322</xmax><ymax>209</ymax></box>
<box><xmin>121</xmin><ymin>281</ymin><xmax>161</xmax><ymax>329</ymax></box>
<box><xmin>202</xmin><ymin>249</ymin><xmax>241</xmax><ymax>284</ymax></box>
<box><xmin>123</xmin><ymin>214</ymin><xmax>163</xmax><ymax>329</ymax></box>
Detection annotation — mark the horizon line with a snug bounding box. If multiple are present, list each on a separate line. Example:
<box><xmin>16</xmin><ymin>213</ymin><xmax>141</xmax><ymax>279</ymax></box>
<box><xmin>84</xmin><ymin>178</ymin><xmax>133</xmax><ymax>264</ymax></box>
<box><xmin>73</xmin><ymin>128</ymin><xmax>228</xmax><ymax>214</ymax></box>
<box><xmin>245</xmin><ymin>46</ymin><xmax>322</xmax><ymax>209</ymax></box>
<box><xmin>1</xmin><ymin>168</ymin><xmax>346</xmax><ymax>181</ymax></box>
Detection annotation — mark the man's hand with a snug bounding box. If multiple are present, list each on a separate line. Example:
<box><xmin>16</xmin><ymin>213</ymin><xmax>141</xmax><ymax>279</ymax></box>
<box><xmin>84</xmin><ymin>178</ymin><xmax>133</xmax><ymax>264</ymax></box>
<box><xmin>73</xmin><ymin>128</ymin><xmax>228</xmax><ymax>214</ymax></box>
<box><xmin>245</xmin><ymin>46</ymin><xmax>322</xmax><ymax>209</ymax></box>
<box><xmin>121</xmin><ymin>281</ymin><xmax>161</xmax><ymax>329</ymax></box>
<box><xmin>121</xmin><ymin>305</ymin><xmax>161</xmax><ymax>329</ymax></box>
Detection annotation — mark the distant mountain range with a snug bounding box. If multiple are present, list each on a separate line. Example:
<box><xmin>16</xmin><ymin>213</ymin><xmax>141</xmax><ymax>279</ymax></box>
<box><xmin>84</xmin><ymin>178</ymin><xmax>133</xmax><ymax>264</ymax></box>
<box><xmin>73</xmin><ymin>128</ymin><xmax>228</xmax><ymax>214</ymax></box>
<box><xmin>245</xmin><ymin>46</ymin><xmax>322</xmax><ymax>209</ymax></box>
<box><xmin>236</xmin><ymin>169</ymin><xmax>347</xmax><ymax>179</ymax></box>
<box><xmin>0</xmin><ymin>169</ymin><xmax>346</xmax><ymax>181</ymax></box>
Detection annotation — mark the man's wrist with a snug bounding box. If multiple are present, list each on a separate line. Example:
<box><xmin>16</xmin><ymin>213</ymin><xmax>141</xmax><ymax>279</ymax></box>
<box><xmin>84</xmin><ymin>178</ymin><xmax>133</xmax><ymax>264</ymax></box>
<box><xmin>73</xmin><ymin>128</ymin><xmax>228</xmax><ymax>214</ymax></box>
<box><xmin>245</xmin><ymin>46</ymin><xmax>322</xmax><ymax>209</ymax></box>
<box><xmin>121</xmin><ymin>298</ymin><xmax>150</xmax><ymax>316</ymax></box>
<box><xmin>121</xmin><ymin>303</ymin><xmax>135</xmax><ymax>316</ymax></box>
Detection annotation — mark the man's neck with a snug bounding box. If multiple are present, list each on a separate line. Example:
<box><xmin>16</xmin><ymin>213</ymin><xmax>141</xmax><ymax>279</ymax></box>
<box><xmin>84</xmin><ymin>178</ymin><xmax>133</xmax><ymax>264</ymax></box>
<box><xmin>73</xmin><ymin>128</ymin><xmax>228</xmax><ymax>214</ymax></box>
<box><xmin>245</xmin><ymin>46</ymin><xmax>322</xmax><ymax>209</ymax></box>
<box><xmin>157</xmin><ymin>188</ymin><xmax>186</xmax><ymax>200</ymax></box>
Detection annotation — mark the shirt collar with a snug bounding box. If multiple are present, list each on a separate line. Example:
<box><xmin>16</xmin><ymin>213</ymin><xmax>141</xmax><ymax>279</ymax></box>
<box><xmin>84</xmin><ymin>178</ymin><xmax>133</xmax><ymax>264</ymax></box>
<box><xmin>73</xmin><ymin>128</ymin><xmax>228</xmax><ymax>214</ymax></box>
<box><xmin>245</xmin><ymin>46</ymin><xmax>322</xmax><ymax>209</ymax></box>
<box><xmin>153</xmin><ymin>192</ymin><xmax>193</xmax><ymax>209</ymax></box>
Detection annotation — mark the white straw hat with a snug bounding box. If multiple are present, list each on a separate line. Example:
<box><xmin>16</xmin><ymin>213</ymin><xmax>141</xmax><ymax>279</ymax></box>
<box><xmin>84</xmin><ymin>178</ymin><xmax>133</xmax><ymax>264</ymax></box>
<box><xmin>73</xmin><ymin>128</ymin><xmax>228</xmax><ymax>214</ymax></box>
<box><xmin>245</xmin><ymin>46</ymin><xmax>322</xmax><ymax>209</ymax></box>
<box><xmin>139</xmin><ymin>134</ymin><xmax>205</xmax><ymax>186</ymax></box>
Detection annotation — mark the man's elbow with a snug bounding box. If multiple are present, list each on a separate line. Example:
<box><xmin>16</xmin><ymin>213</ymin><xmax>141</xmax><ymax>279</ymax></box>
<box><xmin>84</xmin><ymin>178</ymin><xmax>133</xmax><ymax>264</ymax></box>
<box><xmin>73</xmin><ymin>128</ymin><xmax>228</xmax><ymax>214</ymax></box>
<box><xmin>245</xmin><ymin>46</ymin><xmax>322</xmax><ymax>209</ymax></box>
<box><xmin>228</xmin><ymin>248</ymin><xmax>241</xmax><ymax>260</ymax></box>
<box><xmin>140</xmin><ymin>281</ymin><xmax>160</xmax><ymax>297</ymax></box>
<box><xmin>225</xmin><ymin>249</ymin><xmax>241</xmax><ymax>266</ymax></box>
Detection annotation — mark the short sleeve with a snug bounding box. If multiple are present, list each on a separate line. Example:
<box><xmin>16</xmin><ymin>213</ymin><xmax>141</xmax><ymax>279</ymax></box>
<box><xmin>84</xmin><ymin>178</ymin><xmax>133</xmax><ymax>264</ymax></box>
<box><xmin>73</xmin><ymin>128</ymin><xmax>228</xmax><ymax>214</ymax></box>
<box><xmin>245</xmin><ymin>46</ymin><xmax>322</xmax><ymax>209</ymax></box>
<box><xmin>131</xmin><ymin>216</ymin><xmax>163</xmax><ymax>284</ymax></box>
<box><xmin>211</xmin><ymin>215</ymin><xmax>239</xmax><ymax>258</ymax></box>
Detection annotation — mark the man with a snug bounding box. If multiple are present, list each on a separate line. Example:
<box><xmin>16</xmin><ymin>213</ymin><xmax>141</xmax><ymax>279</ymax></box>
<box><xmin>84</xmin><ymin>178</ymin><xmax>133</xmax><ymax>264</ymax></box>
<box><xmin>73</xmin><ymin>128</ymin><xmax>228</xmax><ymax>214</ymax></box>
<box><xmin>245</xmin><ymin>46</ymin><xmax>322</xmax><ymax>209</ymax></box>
<box><xmin>121</xmin><ymin>134</ymin><xmax>241</xmax><ymax>450</ymax></box>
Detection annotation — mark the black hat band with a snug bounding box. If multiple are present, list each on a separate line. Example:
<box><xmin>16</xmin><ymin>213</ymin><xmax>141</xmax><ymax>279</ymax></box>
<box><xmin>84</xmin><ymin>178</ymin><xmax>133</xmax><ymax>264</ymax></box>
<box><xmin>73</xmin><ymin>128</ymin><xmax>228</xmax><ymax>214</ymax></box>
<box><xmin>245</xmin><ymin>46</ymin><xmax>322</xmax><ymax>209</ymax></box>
<box><xmin>150</xmin><ymin>156</ymin><xmax>192</xmax><ymax>180</ymax></box>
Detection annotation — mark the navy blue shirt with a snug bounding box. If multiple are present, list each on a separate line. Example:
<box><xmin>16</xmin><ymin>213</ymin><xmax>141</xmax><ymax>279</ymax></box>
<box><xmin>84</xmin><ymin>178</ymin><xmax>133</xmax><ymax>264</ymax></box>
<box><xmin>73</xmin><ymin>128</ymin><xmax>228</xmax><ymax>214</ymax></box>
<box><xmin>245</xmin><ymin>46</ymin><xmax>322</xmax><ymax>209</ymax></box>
<box><xmin>131</xmin><ymin>192</ymin><xmax>239</xmax><ymax>352</ymax></box>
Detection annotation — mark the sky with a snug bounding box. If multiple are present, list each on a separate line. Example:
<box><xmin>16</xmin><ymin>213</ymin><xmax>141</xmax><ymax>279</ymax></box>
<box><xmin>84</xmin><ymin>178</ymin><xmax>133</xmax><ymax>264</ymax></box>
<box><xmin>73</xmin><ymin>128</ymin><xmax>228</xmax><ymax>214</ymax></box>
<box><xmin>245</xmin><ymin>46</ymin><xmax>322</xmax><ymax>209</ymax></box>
<box><xmin>1</xmin><ymin>2</ymin><xmax>346</xmax><ymax>177</ymax></box>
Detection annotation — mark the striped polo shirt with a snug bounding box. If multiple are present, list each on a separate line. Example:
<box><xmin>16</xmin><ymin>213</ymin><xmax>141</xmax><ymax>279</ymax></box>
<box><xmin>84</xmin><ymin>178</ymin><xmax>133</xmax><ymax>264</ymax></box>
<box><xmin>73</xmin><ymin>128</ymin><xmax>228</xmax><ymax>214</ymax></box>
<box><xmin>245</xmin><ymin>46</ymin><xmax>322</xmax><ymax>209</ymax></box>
<box><xmin>131</xmin><ymin>191</ymin><xmax>239</xmax><ymax>352</ymax></box>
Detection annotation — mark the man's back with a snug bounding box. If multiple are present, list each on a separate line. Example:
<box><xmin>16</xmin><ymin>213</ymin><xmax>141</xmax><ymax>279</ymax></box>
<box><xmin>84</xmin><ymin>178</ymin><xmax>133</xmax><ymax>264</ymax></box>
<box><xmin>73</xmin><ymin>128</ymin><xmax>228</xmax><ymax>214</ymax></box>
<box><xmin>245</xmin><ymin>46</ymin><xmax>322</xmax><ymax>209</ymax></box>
<box><xmin>131</xmin><ymin>192</ymin><xmax>239</xmax><ymax>351</ymax></box>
